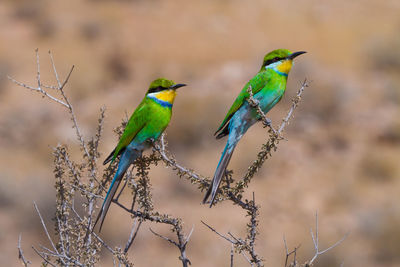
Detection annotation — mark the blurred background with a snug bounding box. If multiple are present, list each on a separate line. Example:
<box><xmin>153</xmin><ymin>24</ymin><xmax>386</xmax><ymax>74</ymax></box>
<box><xmin>1</xmin><ymin>0</ymin><xmax>400</xmax><ymax>266</ymax></box>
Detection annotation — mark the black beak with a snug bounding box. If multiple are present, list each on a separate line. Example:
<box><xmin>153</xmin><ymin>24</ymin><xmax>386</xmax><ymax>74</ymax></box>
<box><xmin>170</xmin><ymin>83</ymin><xmax>187</xmax><ymax>90</ymax></box>
<box><xmin>288</xmin><ymin>51</ymin><xmax>306</xmax><ymax>60</ymax></box>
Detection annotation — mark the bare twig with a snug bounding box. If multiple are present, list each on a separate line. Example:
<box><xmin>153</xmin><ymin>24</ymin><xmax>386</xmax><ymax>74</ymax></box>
<box><xmin>32</xmin><ymin>246</ymin><xmax>57</xmax><ymax>267</ymax></box>
<box><xmin>18</xmin><ymin>234</ymin><xmax>31</xmax><ymax>266</ymax></box>
<box><xmin>230</xmin><ymin>244</ymin><xmax>234</xmax><ymax>267</ymax></box>
<box><xmin>7</xmin><ymin>74</ymin><xmax>68</xmax><ymax>107</ymax></box>
<box><xmin>69</xmin><ymin>204</ymin><xmax>115</xmax><ymax>254</ymax></box>
<box><xmin>124</xmin><ymin>218</ymin><xmax>142</xmax><ymax>253</ymax></box>
<box><xmin>201</xmin><ymin>221</ymin><xmax>236</xmax><ymax>244</ymax></box>
<box><xmin>283</xmin><ymin>235</ymin><xmax>301</xmax><ymax>267</ymax></box>
<box><xmin>33</xmin><ymin>202</ymin><xmax>60</xmax><ymax>260</ymax></box>
<box><xmin>202</xmin><ymin>214</ymin><xmax>263</xmax><ymax>267</ymax></box>
<box><xmin>306</xmin><ymin>212</ymin><xmax>348</xmax><ymax>266</ymax></box>
<box><xmin>149</xmin><ymin>224</ymin><xmax>193</xmax><ymax>267</ymax></box>
<box><xmin>8</xmin><ymin>50</ymin><xmax>89</xmax><ymax>156</ymax></box>
<box><xmin>150</xmin><ymin>227</ymin><xmax>179</xmax><ymax>247</ymax></box>
<box><xmin>278</xmin><ymin>79</ymin><xmax>309</xmax><ymax>134</ymax></box>
<box><xmin>241</xmin><ymin>252</ymin><xmax>254</xmax><ymax>267</ymax></box>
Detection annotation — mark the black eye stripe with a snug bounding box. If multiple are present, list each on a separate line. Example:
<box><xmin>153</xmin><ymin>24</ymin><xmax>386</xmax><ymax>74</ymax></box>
<box><xmin>263</xmin><ymin>56</ymin><xmax>284</xmax><ymax>67</ymax></box>
<box><xmin>148</xmin><ymin>86</ymin><xmax>168</xmax><ymax>94</ymax></box>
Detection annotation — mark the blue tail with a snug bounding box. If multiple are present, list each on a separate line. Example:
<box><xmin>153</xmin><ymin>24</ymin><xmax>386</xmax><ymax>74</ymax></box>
<box><xmin>94</xmin><ymin>148</ymin><xmax>141</xmax><ymax>232</ymax></box>
<box><xmin>202</xmin><ymin>141</ymin><xmax>236</xmax><ymax>207</ymax></box>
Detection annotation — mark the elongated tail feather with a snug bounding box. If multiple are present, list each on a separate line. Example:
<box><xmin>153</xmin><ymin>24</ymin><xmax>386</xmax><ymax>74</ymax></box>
<box><xmin>95</xmin><ymin>148</ymin><xmax>141</xmax><ymax>232</ymax></box>
<box><xmin>203</xmin><ymin>143</ymin><xmax>236</xmax><ymax>207</ymax></box>
<box><xmin>94</xmin><ymin>173</ymin><xmax>122</xmax><ymax>232</ymax></box>
<box><xmin>103</xmin><ymin>147</ymin><xmax>127</xmax><ymax>165</ymax></box>
<box><xmin>103</xmin><ymin>148</ymin><xmax>115</xmax><ymax>165</ymax></box>
<box><xmin>215</xmin><ymin>123</ymin><xmax>229</xmax><ymax>139</ymax></box>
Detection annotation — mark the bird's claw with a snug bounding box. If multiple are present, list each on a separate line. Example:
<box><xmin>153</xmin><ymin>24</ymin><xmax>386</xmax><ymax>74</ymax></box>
<box><xmin>263</xmin><ymin>117</ymin><xmax>272</xmax><ymax>126</ymax></box>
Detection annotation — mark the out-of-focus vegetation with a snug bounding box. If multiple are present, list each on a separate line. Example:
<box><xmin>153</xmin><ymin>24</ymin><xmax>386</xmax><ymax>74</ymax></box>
<box><xmin>1</xmin><ymin>0</ymin><xmax>400</xmax><ymax>266</ymax></box>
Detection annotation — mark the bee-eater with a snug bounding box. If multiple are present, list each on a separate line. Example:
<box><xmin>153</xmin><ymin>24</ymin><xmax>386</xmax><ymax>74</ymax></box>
<box><xmin>95</xmin><ymin>78</ymin><xmax>186</xmax><ymax>231</ymax></box>
<box><xmin>202</xmin><ymin>49</ymin><xmax>306</xmax><ymax>206</ymax></box>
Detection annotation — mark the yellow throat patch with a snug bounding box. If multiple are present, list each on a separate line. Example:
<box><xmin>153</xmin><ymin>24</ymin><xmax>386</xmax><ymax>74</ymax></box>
<box><xmin>154</xmin><ymin>89</ymin><xmax>177</xmax><ymax>104</ymax></box>
<box><xmin>276</xmin><ymin>59</ymin><xmax>293</xmax><ymax>74</ymax></box>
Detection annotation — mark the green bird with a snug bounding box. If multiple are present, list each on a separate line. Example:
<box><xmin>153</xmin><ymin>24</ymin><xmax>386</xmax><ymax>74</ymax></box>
<box><xmin>95</xmin><ymin>78</ymin><xmax>186</xmax><ymax>231</ymax></box>
<box><xmin>203</xmin><ymin>49</ymin><xmax>306</xmax><ymax>206</ymax></box>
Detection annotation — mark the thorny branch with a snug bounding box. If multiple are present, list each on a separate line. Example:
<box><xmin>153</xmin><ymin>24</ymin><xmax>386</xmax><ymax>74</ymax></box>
<box><xmin>10</xmin><ymin>52</ymin><xmax>344</xmax><ymax>266</ymax></box>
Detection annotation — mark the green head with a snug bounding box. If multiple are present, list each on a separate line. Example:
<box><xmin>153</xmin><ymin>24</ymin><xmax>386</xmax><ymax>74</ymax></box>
<box><xmin>146</xmin><ymin>78</ymin><xmax>186</xmax><ymax>94</ymax></box>
<box><xmin>260</xmin><ymin>49</ymin><xmax>306</xmax><ymax>72</ymax></box>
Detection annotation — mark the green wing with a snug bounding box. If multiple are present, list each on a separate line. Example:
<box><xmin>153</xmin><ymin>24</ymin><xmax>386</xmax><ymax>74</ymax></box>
<box><xmin>103</xmin><ymin>99</ymin><xmax>149</xmax><ymax>164</ymax></box>
<box><xmin>215</xmin><ymin>71</ymin><xmax>270</xmax><ymax>135</ymax></box>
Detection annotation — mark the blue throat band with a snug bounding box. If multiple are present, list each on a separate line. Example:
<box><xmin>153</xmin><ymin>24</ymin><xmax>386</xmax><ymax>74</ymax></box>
<box><xmin>273</xmin><ymin>68</ymin><xmax>288</xmax><ymax>77</ymax></box>
<box><xmin>147</xmin><ymin>95</ymin><xmax>173</xmax><ymax>108</ymax></box>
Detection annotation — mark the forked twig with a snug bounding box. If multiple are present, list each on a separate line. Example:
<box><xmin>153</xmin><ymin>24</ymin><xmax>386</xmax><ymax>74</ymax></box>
<box><xmin>307</xmin><ymin>212</ymin><xmax>348</xmax><ymax>266</ymax></box>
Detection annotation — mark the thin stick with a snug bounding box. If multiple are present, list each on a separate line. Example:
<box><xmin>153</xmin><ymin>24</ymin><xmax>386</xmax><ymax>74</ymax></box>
<box><xmin>124</xmin><ymin>218</ymin><xmax>142</xmax><ymax>253</ymax></box>
<box><xmin>18</xmin><ymin>234</ymin><xmax>31</xmax><ymax>266</ymax></box>
<box><xmin>201</xmin><ymin>221</ymin><xmax>236</xmax><ymax>244</ymax></box>
<box><xmin>230</xmin><ymin>244</ymin><xmax>234</xmax><ymax>267</ymax></box>
<box><xmin>308</xmin><ymin>212</ymin><xmax>349</xmax><ymax>265</ymax></box>
<box><xmin>32</xmin><ymin>246</ymin><xmax>57</xmax><ymax>267</ymax></box>
<box><xmin>33</xmin><ymin>202</ymin><xmax>59</xmax><ymax>257</ymax></box>
<box><xmin>278</xmin><ymin>79</ymin><xmax>308</xmax><ymax>134</ymax></box>
<box><xmin>150</xmin><ymin>228</ymin><xmax>179</xmax><ymax>247</ymax></box>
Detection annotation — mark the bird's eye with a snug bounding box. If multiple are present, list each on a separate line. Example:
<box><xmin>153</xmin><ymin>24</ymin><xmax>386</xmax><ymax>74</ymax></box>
<box><xmin>274</xmin><ymin>57</ymin><xmax>280</xmax><ymax>61</ymax></box>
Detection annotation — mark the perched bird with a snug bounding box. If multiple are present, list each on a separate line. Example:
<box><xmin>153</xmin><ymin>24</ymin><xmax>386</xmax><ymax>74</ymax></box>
<box><xmin>203</xmin><ymin>49</ymin><xmax>306</xmax><ymax>206</ymax></box>
<box><xmin>95</xmin><ymin>78</ymin><xmax>186</xmax><ymax>231</ymax></box>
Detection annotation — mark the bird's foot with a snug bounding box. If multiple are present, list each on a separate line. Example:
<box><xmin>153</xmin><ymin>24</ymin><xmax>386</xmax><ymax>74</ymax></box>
<box><xmin>260</xmin><ymin>117</ymin><xmax>272</xmax><ymax>127</ymax></box>
<box><xmin>252</xmin><ymin>98</ymin><xmax>260</xmax><ymax>106</ymax></box>
<box><xmin>263</xmin><ymin>117</ymin><xmax>272</xmax><ymax>126</ymax></box>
